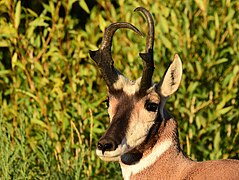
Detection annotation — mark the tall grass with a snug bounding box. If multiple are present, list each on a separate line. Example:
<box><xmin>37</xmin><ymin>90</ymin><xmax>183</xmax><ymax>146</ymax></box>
<box><xmin>0</xmin><ymin>0</ymin><xmax>238</xmax><ymax>179</ymax></box>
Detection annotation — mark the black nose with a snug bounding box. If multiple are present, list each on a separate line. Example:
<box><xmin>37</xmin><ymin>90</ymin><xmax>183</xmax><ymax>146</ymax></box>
<box><xmin>97</xmin><ymin>138</ymin><xmax>117</xmax><ymax>155</ymax></box>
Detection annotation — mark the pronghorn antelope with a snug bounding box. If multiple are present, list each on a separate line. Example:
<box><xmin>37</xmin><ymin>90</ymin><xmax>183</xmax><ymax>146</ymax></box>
<box><xmin>89</xmin><ymin>7</ymin><xmax>239</xmax><ymax>180</ymax></box>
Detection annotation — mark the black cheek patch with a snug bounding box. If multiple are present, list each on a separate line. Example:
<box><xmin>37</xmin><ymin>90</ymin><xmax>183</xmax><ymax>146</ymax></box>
<box><xmin>121</xmin><ymin>149</ymin><xmax>143</xmax><ymax>165</ymax></box>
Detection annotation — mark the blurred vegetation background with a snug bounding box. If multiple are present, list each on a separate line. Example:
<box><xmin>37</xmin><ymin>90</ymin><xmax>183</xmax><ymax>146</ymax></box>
<box><xmin>0</xmin><ymin>0</ymin><xmax>238</xmax><ymax>179</ymax></box>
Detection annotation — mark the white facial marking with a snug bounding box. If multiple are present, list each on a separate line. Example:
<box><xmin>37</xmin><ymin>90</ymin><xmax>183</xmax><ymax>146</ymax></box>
<box><xmin>113</xmin><ymin>75</ymin><xmax>128</xmax><ymax>90</ymax></box>
<box><xmin>108</xmin><ymin>96</ymin><xmax>118</xmax><ymax>121</ymax></box>
<box><xmin>113</xmin><ymin>75</ymin><xmax>141</xmax><ymax>96</ymax></box>
<box><xmin>124</xmin><ymin>89</ymin><xmax>160</xmax><ymax>148</ymax></box>
<box><xmin>120</xmin><ymin>139</ymin><xmax>172</xmax><ymax>180</ymax></box>
<box><xmin>96</xmin><ymin>148</ymin><xmax>120</xmax><ymax>161</ymax></box>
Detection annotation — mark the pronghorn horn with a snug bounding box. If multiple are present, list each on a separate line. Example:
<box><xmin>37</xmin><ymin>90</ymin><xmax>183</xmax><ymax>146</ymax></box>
<box><xmin>89</xmin><ymin>22</ymin><xmax>142</xmax><ymax>90</ymax></box>
<box><xmin>135</xmin><ymin>7</ymin><xmax>155</xmax><ymax>96</ymax></box>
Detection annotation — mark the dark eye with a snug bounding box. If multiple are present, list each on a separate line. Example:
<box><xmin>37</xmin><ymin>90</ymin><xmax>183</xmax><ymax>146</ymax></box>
<box><xmin>103</xmin><ymin>98</ymin><xmax>109</xmax><ymax>108</ymax></box>
<box><xmin>145</xmin><ymin>102</ymin><xmax>158</xmax><ymax>112</ymax></box>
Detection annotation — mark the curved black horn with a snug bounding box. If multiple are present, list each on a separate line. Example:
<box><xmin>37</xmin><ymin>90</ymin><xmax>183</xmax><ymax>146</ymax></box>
<box><xmin>135</xmin><ymin>7</ymin><xmax>155</xmax><ymax>96</ymax></box>
<box><xmin>89</xmin><ymin>22</ymin><xmax>142</xmax><ymax>90</ymax></box>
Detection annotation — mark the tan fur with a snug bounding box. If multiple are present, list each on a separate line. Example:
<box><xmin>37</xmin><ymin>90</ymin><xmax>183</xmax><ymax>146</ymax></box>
<box><xmin>123</xmin><ymin>116</ymin><xmax>239</xmax><ymax>180</ymax></box>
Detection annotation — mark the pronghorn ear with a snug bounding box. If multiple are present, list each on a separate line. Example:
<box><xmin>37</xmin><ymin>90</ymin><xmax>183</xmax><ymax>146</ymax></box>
<box><xmin>157</xmin><ymin>54</ymin><xmax>182</xmax><ymax>98</ymax></box>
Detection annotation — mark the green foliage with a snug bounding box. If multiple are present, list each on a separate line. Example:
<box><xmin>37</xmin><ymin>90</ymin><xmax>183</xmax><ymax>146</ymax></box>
<box><xmin>0</xmin><ymin>0</ymin><xmax>238</xmax><ymax>179</ymax></box>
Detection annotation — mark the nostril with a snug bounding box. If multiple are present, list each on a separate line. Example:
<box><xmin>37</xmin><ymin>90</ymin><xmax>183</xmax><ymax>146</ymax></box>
<box><xmin>97</xmin><ymin>139</ymin><xmax>117</xmax><ymax>155</ymax></box>
<box><xmin>104</xmin><ymin>143</ymin><xmax>113</xmax><ymax>150</ymax></box>
<box><xmin>97</xmin><ymin>142</ymin><xmax>104</xmax><ymax>150</ymax></box>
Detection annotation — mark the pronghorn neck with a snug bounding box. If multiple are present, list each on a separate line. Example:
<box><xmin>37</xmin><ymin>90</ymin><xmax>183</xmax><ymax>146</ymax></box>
<box><xmin>120</xmin><ymin>111</ymin><xmax>186</xmax><ymax>180</ymax></box>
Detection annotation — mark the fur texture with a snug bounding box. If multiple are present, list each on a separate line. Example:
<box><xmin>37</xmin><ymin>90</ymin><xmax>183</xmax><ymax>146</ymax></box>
<box><xmin>123</xmin><ymin>116</ymin><xmax>239</xmax><ymax>180</ymax></box>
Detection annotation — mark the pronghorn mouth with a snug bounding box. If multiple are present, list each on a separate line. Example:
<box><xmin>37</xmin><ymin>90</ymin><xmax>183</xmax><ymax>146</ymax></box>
<box><xmin>96</xmin><ymin>149</ymin><xmax>121</xmax><ymax>161</ymax></box>
<box><xmin>96</xmin><ymin>142</ymin><xmax>130</xmax><ymax>161</ymax></box>
<box><xmin>96</xmin><ymin>135</ymin><xmax>148</xmax><ymax>161</ymax></box>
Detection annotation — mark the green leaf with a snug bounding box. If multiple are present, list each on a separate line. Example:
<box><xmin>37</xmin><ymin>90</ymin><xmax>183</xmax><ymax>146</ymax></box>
<box><xmin>0</xmin><ymin>70</ymin><xmax>11</xmax><ymax>76</ymax></box>
<box><xmin>11</xmin><ymin>52</ymin><xmax>18</xmax><ymax>69</ymax></box>
<box><xmin>42</xmin><ymin>3</ymin><xmax>51</xmax><ymax>13</ymax></box>
<box><xmin>160</xmin><ymin>34</ymin><xmax>172</xmax><ymax>49</ymax></box>
<box><xmin>79</xmin><ymin>0</ymin><xmax>90</xmax><ymax>14</ymax></box>
<box><xmin>31</xmin><ymin>118</ymin><xmax>48</xmax><ymax>129</ymax></box>
<box><xmin>99</xmin><ymin>14</ymin><xmax>106</xmax><ymax>32</ymax></box>
<box><xmin>171</xmin><ymin>10</ymin><xmax>178</xmax><ymax>26</ymax></box>
<box><xmin>27</xmin><ymin>8</ymin><xmax>38</xmax><ymax>17</ymax></box>
<box><xmin>195</xmin><ymin>0</ymin><xmax>206</xmax><ymax>11</ymax></box>
<box><xmin>216</xmin><ymin>94</ymin><xmax>232</xmax><ymax>110</ymax></box>
<box><xmin>224</xmin><ymin>8</ymin><xmax>235</xmax><ymax>23</ymax></box>
<box><xmin>214</xmin><ymin>12</ymin><xmax>219</xmax><ymax>29</ymax></box>
<box><xmin>29</xmin><ymin>17</ymin><xmax>49</xmax><ymax>27</ymax></box>
<box><xmin>218</xmin><ymin>106</ymin><xmax>233</xmax><ymax>115</ymax></box>
<box><xmin>160</xmin><ymin>15</ymin><xmax>169</xmax><ymax>33</ymax></box>
<box><xmin>214</xmin><ymin>130</ymin><xmax>220</xmax><ymax>149</ymax></box>
<box><xmin>15</xmin><ymin>1</ymin><xmax>21</xmax><ymax>29</ymax></box>
<box><xmin>207</xmin><ymin>58</ymin><xmax>228</xmax><ymax>68</ymax></box>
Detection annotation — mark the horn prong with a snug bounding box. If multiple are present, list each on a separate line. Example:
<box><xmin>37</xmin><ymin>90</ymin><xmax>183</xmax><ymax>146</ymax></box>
<box><xmin>89</xmin><ymin>22</ymin><xmax>142</xmax><ymax>90</ymax></box>
<box><xmin>135</xmin><ymin>7</ymin><xmax>155</xmax><ymax>96</ymax></box>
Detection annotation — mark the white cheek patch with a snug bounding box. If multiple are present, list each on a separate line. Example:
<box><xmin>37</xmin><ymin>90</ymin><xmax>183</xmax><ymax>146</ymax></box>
<box><xmin>124</xmin><ymin>104</ymin><xmax>157</xmax><ymax>148</ymax></box>
<box><xmin>108</xmin><ymin>97</ymin><xmax>118</xmax><ymax>121</ymax></box>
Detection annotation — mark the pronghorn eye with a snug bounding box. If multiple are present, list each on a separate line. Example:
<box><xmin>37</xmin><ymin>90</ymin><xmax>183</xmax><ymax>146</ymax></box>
<box><xmin>145</xmin><ymin>101</ymin><xmax>158</xmax><ymax>112</ymax></box>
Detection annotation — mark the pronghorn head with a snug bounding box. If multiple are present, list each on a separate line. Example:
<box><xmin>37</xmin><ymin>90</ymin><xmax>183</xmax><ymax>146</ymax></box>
<box><xmin>89</xmin><ymin>7</ymin><xmax>182</xmax><ymax>164</ymax></box>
